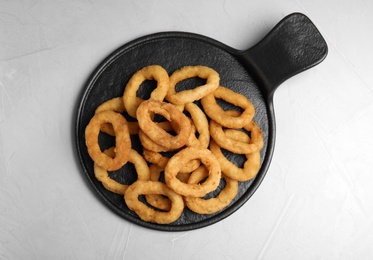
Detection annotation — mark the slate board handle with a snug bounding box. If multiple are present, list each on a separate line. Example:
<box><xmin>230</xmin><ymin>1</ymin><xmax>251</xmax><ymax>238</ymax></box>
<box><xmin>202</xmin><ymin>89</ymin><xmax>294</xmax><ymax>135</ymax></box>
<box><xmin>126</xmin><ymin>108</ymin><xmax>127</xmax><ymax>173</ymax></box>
<box><xmin>238</xmin><ymin>12</ymin><xmax>328</xmax><ymax>99</ymax></box>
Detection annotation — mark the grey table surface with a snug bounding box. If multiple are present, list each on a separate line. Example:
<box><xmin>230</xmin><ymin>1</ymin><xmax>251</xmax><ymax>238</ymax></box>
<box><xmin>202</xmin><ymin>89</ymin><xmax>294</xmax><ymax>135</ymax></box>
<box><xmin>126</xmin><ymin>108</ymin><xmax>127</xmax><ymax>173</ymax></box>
<box><xmin>1</xmin><ymin>0</ymin><xmax>373</xmax><ymax>259</ymax></box>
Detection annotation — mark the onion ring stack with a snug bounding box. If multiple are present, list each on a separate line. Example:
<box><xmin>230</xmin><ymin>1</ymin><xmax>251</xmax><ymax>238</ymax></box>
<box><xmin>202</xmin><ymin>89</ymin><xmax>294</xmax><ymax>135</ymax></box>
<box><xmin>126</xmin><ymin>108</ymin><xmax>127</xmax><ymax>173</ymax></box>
<box><xmin>84</xmin><ymin>65</ymin><xmax>264</xmax><ymax>224</ymax></box>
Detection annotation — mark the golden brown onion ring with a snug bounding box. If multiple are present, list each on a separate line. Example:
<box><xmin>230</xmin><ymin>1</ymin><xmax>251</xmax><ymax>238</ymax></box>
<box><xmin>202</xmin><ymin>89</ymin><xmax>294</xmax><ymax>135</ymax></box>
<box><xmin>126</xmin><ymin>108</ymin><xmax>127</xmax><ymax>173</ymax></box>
<box><xmin>85</xmin><ymin>110</ymin><xmax>131</xmax><ymax>171</ymax></box>
<box><xmin>184</xmin><ymin>165</ymin><xmax>238</xmax><ymax>214</ymax></box>
<box><xmin>166</xmin><ymin>66</ymin><xmax>220</xmax><ymax>105</ymax></box>
<box><xmin>145</xmin><ymin>164</ymin><xmax>172</xmax><ymax>211</ymax></box>
<box><xmin>94</xmin><ymin>148</ymin><xmax>150</xmax><ymax>194</ymax></box>
<box><xmin>142</xmin><ymin>149</ymin><xmax>200</xmax><ymax>174</ymax></box>
<box><xmin>209</xmin><ymin>129</ymin><xmax>261</xmax><ymax>182</ymax></box>
<box><xmin>136</xmin><ymin>100</ymin><xmax>192</xmax><ymax>150</ymax></box>
<box><xmin>123</xmin><ymin>65</ymin><xmax>170</xmax><ymax>118</ymax></box>
<box><xmin>124</xmin><ymin>181</ymin><xmax>184</xmax><ymax>224</ymax></box>
<box><xmin>209</xmin><ymin>110</ymin><xmax>263</xmax><ymax>154</ymax></box>
<box><xmin>95</xmin><ymin>97</ymin><xmax>139</xmax><ymax>135</ymax></box>
<box><xmin>201</xmin><ymin>86</ymin><xmax>255</xmax><ymax>128</ymax></box>
<box><xmin>164</xmin><ymin>147</ymin><xmax>221</xmax><ymax>197</ymax></box>
<box><xmin>184</xmin><ymin>102</ymin><xmax>210</xmax><ymax>149</ymax></box>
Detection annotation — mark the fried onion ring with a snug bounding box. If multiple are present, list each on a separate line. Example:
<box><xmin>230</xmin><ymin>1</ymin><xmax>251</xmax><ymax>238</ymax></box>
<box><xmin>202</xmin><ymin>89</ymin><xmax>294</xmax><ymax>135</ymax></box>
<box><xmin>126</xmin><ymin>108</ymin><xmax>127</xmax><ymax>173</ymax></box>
<box><xmin>95</xmin><ymin>97</ymin><xmax>125</xmax><ymax>113</ymax></box>
<box><xmin>124</xmin><ymin>181</ymin><xmax>184</xmax><ymax>224</ymax></box>
<box><xmin>143</xmin><ymin>149</ymin><xmax>200</xmax><ymax>174</ymax></box>
<box><xmin>209</xmin><ymin>129</ymin><xmax>261</xmax><ymax>182</ymax></box>
<box><xmin>166</xmin><ymin>66</ymin><xmax>220</xmax><ymax>105</ymax></box>
<box><xmin>184</xmin><ymin>166</ymin><xmax>238</xmax><ymax>214</ymax></box>
<box><xmin>85</xmin><ymin>110</ymin><xmax>131</xmax><ymax>171</ymax></box>
<box><xmin>136</xmin><ymin>100</ymin><xmax>192</xmax><ymax>150</ymax></box>
<box><xmin>209</xmin><ymin>110</ymin><xmax>264</xmax><ymax>154</ymax></box>
<box><xmin>201</xmin><ymin>86</ymin><xmax>255</xmax><ymax>128</ymax></box>
<box><xmin>145</xmin><ymin>164</ymin><xmax>172</xmax><ymax>211</ymax></box>
<box><xmin>138</xmin><ymin>121</ymin><xmax>184</xmax><ymax>152</ymax></box>
<box><xmin>164</xmin><ymin>147</ymin><xmax>221</xmax><ymax>197</ymax></box>
<box><xmin>94</xmin><ymin>148</ymin><xmax>150</xmax><ymax>194</ymax></box>
<box><xmin>123</xmin><ymin>65</ymin><xmax>170</xmax><ymax>118</ymax></box>
<box><xmin>184</xmin><ymin>102</ymin><xmax>210</xmax><ymax>149</ymax></box>
<box><xmin>95</xmin><ymin>97</ymin><xmax>139</xmax><ymax>135</ymax></box>
<box><xmin>144</xmin><ymin>164</ymin><xmax>191</xmax><ymax>212</ymax></box>
<box><xmin>138</xmin><ymin>129</ymin><xmax>169</xmax><ymax>152</ymax></box>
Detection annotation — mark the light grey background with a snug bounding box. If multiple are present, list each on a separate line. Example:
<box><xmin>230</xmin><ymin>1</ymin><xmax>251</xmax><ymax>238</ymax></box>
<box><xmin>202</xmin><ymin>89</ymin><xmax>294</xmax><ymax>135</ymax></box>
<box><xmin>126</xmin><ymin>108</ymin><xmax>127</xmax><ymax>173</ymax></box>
<box><xmin>1</xmin><ymin>0</ymin><xmax>373</xmax><ymax>259</ymax></box>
